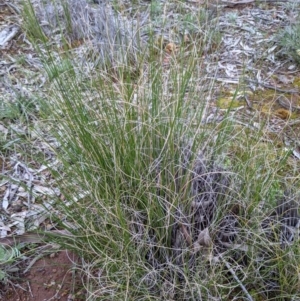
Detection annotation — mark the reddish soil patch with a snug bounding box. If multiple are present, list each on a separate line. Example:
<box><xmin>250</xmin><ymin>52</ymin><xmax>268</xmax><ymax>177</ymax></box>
<box><xmin>1</xmin><ymin>250</ymin><xmax>85</xmax><ymax>301</ymax></box>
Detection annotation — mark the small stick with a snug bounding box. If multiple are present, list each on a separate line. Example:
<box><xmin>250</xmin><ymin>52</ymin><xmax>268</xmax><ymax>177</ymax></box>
<box><xmin>221</xmin><ymin>255</ymin><xmax>254</xmax><ymax>301</ymax></box>
<box><xmin>246</xmin><ymin>79</ymin><xmax>299</xmax><ymax>94</ymax></box>
<box><xmin>27</xmin><ymin>281</ymin><xmax>34</xmax><ymax>298</ymax></box>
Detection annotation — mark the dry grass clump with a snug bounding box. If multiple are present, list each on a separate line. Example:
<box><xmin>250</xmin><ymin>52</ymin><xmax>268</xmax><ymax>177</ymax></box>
<box><xmin>128</xmin><ymin>145</ymin><xmax>300</xmax><ymax>300</ymax></box>
<box><xmin>23</xmin><ymin>0</ymin><xmax>146</xmax><ymax>67</ymax></box>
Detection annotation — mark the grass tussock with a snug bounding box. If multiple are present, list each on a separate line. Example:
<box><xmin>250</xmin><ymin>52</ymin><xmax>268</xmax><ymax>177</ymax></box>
<box><xmin>20</xmin><ymin>0</ymin><xmax>300</xmax><ymax>300</ymax></box>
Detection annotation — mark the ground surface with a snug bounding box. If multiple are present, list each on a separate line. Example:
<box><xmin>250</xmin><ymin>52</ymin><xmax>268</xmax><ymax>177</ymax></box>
<box><xmin>0</xmin><ymin>250</ymin><xmax>83</xmax><ymax>301</ymax></box>
<box><xmin>1</xmin><ymin>0</ymin><xmax>300</xmax><ymax>300</ymax></box>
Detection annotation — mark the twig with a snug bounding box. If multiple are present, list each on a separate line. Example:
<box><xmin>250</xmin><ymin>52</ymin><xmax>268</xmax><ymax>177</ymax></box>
<box><xmin>222</xmin><ymin>0</ymin><xmax>298</xmax><ymax>7</ymax></box>
<box><xmin>288</xmin><ymin>119</ymin><xmax>300</xmax><ymax>126</ymax></box>
<box><xmin>23</xmin><ymin>244</ymin><xmax>56</xmax><ymax>274</ymax></box>
<box><xmin>7</xmin><ymin>279</ymin><xmax>27</xmax><ymax>291</ymax></box>
<box><xmin>23</xmin><ymin>253</ymin><xmax>46</xmax><ymax>274</ymax></box>
<box><xmin>244</xmin><ymin>95</ymin><xmax>253</xmax><ymax>109</ymax></box>
<box><xmin>277</xmin><ymin>96</ymin><xmax>300</xmax><ymax>112</ymax></box>
<box><xmin>5</xmin><ymin>2</ymin><xmax>21</xmax><ymax>14</ymax></box>
<box><xmin>246</xmin><ymin>79</ymin><xmax>299</xmax><ymax>94</ymax></box>
<box><xmin>220</xmin><ymin>255</ymin><xmax>254</xmax><ymax>301</ymax></box>
<box><xmin>27</xmin><ymin>281</ymin><xmax>33</xmax><ymax>298</ymax></box>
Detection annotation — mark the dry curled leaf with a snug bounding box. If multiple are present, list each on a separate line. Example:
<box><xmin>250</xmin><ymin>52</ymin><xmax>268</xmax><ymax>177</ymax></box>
<box><xmin>274</xmin><ymin>108</ymin><xmax>291</xmax><ymax>120</ymax></box>
<box><xmin>165</xmin><ymin>43</ymin><xmax>177</xmax><ymax>55</ymax></box>
<box><xmin>196</xmin><ymin>227</ymin><xmax>212</xmax><ymax>247</ymax></box>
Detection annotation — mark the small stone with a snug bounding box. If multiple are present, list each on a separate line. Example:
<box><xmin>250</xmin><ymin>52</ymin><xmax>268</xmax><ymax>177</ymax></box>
<box><xmin>49</xmin><ymin>253</ymin><xmax>56</xmax><ymax>258</ymax></box>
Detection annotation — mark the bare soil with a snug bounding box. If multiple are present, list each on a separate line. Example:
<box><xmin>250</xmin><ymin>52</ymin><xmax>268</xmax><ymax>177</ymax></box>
<box><xmin>0</xmin><ymin>251</ymin><xmax>84</xmax><ymax>301</ymax></box>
